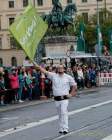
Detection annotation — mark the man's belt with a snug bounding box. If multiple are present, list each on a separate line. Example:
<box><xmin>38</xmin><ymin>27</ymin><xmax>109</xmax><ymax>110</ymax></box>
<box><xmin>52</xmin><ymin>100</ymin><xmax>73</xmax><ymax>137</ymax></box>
<box><xmin>54</xmin><ymin>95</ymin><xmax>69</xmax><ymax>101</ymax></box>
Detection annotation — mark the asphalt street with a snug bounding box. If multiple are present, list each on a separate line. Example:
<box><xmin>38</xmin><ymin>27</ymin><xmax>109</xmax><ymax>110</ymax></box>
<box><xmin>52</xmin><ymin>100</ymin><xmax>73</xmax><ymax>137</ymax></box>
<box><xmin>0</xmin><ymin>87</ymin><xmax>112</xmax><ymax>140</ymax></box>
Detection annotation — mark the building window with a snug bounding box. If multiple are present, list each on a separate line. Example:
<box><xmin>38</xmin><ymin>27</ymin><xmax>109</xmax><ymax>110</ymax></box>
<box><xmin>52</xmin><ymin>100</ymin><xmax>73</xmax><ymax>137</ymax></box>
<box><xmin>97</xmin><ymin>0</ymin><xmax>102</xmax><ymax>1</ymax></box>
<box><xmin>37</xmin><ymin>0</ymin><xmax>43</xmax><ymax>6</ymax></box>
<box><xmin>82</xmin><ymin>12</ymin><xmax>88</xmax><ymax>24</ymax></box>
<box><xmin>9</xmin><ymin>17</ymin><xmax>15</xmax><ymax>25</ymax></box>
<box><xmin>10</xmin><ymin>37</ymin><xmax>17</xmax><ymax>49</ymax></box>
<box><xmin>10</xmin><ymin>37</ymin><xmax>21</xmax><ymax>49</ymax></box>
<box><xmin>0</xmin><ymin>38</ymin><xmax>2</xmax><ymax>49</ymax></box>
<box><xmin>0</xmin><ymin>58</ymin><xmax>3</xmax><ymax>66</ymax></box>
<box><xmin>82</xmin><ymin>0</ymin><xmax>87</xmax><ymax>2</ymax></box>
<box><xmin>23</xmin><ymin>0</ymin><xmax>28</xmax><ymax>7</ymax></box>
<box><xmin>9</xmin><ymin>1</ymin><xmax>14</xmax><ymax>8</ymax></box>
<box><xmin>108</xmin><ymin>12</ymin><xmax>112</xmax><ymax>20</ymax></box>
<box><xmin>67</xmin><ymin>0</ymin><xmax>72</xmax><ymax>3</ymax></box>
<box><xmin>11</xmin><ymin>57</ymin><xmax>17</xmax><ymax>66</ymax></box>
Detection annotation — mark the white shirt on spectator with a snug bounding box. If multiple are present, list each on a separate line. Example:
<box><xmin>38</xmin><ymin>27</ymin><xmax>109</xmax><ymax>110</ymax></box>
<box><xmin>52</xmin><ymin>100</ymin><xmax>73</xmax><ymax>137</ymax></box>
<box><xmin>77</xmin><ymin>69</ymin><xmax>84</xmax><ymax>79</ymax></box>
<box><xmin>47</xmin><ymin>72</ymin><xmax>76</xmax><ymax>96</ymax></box>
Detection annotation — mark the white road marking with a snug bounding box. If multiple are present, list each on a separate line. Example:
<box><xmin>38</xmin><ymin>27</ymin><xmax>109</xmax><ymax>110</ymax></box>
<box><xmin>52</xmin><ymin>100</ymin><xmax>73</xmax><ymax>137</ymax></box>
<box><xmin>0</xmin><ymin>100</ymin><xmax>112</xmax><ymax>138</ymax></box>
<box><xmin>1</xmin><ymin>117</ymin><xmax>18</xmax><ymax>120</ymax></box>
<box><xmin>102</xmin><ymin>134</ymin><xmax>112</xmax><ymax>140</ymax></box>
<box><xmin>52</xmin><ymin>126</ymin><xmax>91</xmax><ymax>140</ymax></box>
<box><xmin>0</xmin><ymin>117</ymin><xmax>18</xmax><ymax>123</ymax></box>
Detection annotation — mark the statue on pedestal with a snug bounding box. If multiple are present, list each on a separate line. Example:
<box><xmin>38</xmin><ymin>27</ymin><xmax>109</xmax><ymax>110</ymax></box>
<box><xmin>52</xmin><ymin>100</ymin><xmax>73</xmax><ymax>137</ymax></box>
<box><xmin>42</xmin><ymin>0</ymin><xmax>77</xmax><ymax>33</ymax></box>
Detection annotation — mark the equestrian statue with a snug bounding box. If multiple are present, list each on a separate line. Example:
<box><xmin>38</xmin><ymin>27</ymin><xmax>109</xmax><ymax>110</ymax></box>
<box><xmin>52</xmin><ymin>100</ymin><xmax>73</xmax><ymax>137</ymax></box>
<box><xmin>42</xmin><ymin>0</ymin><xmax>77</xmax><ymax>34</ymax></box>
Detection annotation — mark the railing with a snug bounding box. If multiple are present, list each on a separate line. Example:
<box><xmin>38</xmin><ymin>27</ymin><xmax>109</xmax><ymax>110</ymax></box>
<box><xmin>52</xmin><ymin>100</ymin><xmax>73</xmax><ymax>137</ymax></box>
<box><xmin>98</xmin><ymin>73</ymin><xmax>112</xmax><ymax>86</ymax></box>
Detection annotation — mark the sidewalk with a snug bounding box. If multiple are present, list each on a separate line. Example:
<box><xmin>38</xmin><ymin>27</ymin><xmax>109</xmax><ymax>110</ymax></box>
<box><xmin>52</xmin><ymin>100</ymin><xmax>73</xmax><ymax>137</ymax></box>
<box><xmin>0</xmin><ymin>87</ymin><xmax>99</xmax><ymax>113</ymax></box>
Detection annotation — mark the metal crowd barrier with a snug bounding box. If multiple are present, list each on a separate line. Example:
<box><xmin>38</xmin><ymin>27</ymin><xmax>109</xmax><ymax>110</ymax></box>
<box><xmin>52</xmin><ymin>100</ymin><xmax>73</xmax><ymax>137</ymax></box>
<box><xmin>98</xmin><ymin>73</ymin><xmax>112</xmax><ymax>86</ymax></box>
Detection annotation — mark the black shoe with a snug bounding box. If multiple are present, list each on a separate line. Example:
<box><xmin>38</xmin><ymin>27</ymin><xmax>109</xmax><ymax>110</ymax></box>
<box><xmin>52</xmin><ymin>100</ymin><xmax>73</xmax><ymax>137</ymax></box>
<box><xmin>59</xmin><ymin>131</ymin><xmax>63</xmax><ymax>134</ymax></box>
<box><xmin>63</xmin><ymin>131</ymin><xmax>68</xmax><ymax>135</ymax></box>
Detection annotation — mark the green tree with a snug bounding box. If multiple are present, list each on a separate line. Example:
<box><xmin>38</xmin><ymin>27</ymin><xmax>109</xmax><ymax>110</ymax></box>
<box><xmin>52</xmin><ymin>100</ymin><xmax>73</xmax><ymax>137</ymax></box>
<box><xmin>75</xmin><ymin>9</ymin><xmax>112</xmax><ymax>53</ymax></box>
<box><xmin>96</xmin><ymin>9</ymin><xmax>112</xmax><ymax>54</ymax></box>
<box><xmin>45</xmin><ymin>9</ymin><xmax>112</xmax><ymax>54</ymax></box>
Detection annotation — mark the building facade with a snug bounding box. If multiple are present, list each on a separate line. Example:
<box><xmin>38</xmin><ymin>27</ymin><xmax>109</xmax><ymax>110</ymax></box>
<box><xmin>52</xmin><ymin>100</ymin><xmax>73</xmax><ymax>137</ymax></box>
<box><xmin>0</xmin><ymin>0</ymin><xmax>112</xmax><ymax>66</ymax></box>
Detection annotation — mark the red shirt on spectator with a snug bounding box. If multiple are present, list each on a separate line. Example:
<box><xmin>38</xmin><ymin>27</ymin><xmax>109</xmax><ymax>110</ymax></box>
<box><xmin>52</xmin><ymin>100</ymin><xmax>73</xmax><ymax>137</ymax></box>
<box><xmin>9</xmin><ymin>74</ymin><xmax>19</xmax><ymax>89</ymax></box>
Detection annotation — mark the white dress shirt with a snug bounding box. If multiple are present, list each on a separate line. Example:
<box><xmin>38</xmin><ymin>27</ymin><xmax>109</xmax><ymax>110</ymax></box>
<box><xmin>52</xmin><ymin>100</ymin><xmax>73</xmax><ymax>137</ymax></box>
<box><xmin>47</xmin><ymin>72</ymin><xmax>76</xmax><ymax>96</ymax></box>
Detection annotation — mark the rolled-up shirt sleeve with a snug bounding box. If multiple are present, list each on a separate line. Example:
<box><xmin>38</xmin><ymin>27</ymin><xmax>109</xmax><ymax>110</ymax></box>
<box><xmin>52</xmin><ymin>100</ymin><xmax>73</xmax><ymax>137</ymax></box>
<box><xmin>47</xmin><ymin>72</ymin><xmax>55</xmax><ymax>80</ymax></box>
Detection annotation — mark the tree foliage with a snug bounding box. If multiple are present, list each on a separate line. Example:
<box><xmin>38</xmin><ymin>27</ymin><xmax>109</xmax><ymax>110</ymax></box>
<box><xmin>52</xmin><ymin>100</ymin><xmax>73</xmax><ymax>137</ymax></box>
<box><xmin>75</xmin><ymin>9</ymin><xmax>112</xmax><ymax>53</ymax></box>
<box><xmin>45</xmin><ymin>8</ymin><xmax>112</xmax><ymax>54</ymax></box>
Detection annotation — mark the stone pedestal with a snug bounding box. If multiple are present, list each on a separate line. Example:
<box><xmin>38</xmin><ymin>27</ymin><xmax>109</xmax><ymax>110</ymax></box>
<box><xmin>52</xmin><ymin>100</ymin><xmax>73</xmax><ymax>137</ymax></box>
<box><xmin>43</xmin><ymin>36</ymin><xmax>77</xmax><ymax>64</ymax></box>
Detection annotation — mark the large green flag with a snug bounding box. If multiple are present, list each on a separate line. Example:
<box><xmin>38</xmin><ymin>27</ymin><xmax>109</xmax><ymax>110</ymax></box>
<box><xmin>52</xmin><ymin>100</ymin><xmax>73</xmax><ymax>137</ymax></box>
<box><xmin>9</xmin><ymin>4</ymin><xmax>48</xmax><ymax>60</ymax></box>
<box><xmin>77</xmin><ymin>22</ymin><xmax>85</xmax><ymax>52</ymax></box>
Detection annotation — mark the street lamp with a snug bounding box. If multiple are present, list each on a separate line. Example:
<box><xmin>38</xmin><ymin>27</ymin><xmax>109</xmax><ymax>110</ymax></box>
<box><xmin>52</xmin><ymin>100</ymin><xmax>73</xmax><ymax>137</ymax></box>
<box><xmin>96</xmin><ymin>0</ymin><xmax>101</xmax><ymax>71</ymax></box>
<box><xmin>33</xmin><ymin>0</ymin><xmax>35</xmax><ymax>7</ymax></box>
<box><xmin>104</xmin><ymin>0</ymin><xmax>107</xmax><ymax>20</ymax></box>
<box><xmin>96</xmin><ymin>0</ymin><xmax>100</xmax><ymax>25</ymax></box>
<box><xmin>96</xmin><ymin>0</ymin><xmax>100</xmax><ymax>55</ymax></box>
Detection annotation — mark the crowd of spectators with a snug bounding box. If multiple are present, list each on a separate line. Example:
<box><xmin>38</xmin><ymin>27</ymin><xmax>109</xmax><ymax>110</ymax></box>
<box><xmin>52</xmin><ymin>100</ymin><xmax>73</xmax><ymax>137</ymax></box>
<box><xmin>0</xmin><ymin>64</ymin><xmax>97</xmax><ymax>106</ymax></box>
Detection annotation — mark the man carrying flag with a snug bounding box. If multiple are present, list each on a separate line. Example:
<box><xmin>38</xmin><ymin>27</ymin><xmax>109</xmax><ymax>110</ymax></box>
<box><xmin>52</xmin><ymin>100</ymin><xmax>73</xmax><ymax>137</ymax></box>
<box><xmin>9</xmin><ymin>4</ymin><xmax>77</xmax><ymax>135</ymax></box>
<box><xmin>35</xmin><ymin>64</ymin><xmax>77</xmax><ymax>134</ymax></box>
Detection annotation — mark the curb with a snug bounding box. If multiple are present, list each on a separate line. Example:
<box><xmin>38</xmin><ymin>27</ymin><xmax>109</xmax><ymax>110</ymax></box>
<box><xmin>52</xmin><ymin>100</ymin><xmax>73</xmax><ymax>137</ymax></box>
<box><xmin>0</xmin><ymin>87</ymin><xmax>100</xmax><ymax>113</ymax></box>
<box><xmin>78</xmin><ymin>87</ymin><xmax>99</xmax><ymax>94</ymax></box>
<box><xmin>0</xmin><ymin>99</ymin><xmax>53</xmax><ymax>113</ymax></box>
